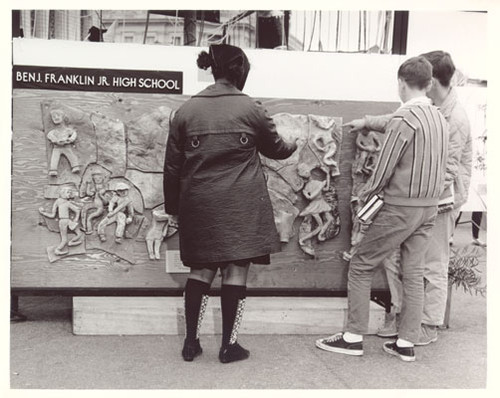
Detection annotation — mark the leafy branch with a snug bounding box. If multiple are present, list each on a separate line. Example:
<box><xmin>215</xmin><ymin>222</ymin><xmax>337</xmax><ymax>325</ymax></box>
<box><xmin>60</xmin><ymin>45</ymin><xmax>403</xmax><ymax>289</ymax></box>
<box><xmin>448</xmin><ymin>246</ymin><xmax>486</xmax><ymax>297</ymax></box>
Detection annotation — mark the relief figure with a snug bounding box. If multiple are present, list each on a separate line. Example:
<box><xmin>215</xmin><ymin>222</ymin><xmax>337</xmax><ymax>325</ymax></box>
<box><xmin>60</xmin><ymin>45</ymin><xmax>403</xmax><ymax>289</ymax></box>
<box><xmin>97</xmin><ymin>182</ymin><xmax>134</xmax><ymax>244</ymax></box>
<box><xmin>145</xmin><ymin>209</ymin><xmax>178</xmax><ymax>260</ymax></box>
<box><xmin>39</xmin><ymin>186</ymin><xmax>84</xmax><ymax>255</ymax></box>
<box><xmin>80</xmin><ymin>172</ymin><xmax>109</xmax><ymax>234</ymax></box>
<box><xmin>47</xmin><ymin>109</ymin><xmax>80</xmax><ymax>176</ymax></box>
<box><xmin>355</xmin><ymin>131</ymin><xmax>382</xmax><ymax>175</ymax></box>
<box><xmin>298</xmin><ymin>179</ymin><xmax>336</xmax><ymax>256</ymax></box>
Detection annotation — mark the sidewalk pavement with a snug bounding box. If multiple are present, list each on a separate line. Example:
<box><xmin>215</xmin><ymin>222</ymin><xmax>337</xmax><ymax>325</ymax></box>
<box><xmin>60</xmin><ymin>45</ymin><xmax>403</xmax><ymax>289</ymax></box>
<box><xmin>9</xmin><ymin>221</ymin><xmax>488</xmax><ymax>390</ymax></box>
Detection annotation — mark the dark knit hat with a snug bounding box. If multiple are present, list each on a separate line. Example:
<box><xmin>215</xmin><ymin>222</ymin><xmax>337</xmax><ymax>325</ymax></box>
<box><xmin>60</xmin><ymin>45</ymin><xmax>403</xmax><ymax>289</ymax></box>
<box><xmin>208</xmin><ymin>44</ymin><xmax>250</xmax><ymax>90</ymax></box>
<box><xmin>208</xmin><ymin>44</ymin><xmax>242</xmax><ymax>68</ymax></box>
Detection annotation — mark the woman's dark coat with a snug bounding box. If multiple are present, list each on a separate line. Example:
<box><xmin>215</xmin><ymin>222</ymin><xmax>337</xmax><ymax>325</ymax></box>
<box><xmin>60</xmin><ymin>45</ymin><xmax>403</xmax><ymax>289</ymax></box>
<box><xmin>163</xmin><ymin>82</ymin><xmax>296</xmax><ymax>264</ymax></box>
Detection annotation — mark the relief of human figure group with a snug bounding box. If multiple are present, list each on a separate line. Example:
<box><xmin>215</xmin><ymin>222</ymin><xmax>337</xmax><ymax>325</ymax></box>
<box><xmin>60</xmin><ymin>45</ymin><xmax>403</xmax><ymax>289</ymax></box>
<box><xmin>38</xmin><ymin>107</ymin><xmax>381</xmax><ymax>262</ymax></box>
<box><xmin>38</xmin><ymin>108</ymin><xmax>176</xmax><ymax>261</ymax></box>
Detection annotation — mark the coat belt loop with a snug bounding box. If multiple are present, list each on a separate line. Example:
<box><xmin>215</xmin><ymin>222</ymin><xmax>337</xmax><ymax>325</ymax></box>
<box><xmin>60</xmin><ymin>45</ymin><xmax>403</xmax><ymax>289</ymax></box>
<box><xmin>191</xmin><ymin>135</ymin><xmax>200</xmax><ymax>148</ymax></box>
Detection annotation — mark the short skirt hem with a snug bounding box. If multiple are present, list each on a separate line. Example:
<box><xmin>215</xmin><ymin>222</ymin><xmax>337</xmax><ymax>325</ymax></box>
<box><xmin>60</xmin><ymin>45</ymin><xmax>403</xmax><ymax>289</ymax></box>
<box><xmin>184</xmin><ymin>254</ymin><xmax>271</xmax><ymax>270</ymax></box>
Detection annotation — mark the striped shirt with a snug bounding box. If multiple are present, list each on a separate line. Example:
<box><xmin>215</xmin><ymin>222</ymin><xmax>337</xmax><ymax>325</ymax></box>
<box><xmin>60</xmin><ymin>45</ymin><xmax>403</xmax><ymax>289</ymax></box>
<box><xmin>360</xmin><ymin>97</ymin><xmax>448</xmax><ymax>207</ymax></box>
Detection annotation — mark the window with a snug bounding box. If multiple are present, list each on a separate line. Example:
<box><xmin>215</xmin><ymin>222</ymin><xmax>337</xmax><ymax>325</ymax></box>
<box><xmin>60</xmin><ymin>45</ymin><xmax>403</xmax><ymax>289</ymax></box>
<box><xmin>145</xmin><ymin>35</ymin><xmax>156</xmax><ymax>44</ymax></box>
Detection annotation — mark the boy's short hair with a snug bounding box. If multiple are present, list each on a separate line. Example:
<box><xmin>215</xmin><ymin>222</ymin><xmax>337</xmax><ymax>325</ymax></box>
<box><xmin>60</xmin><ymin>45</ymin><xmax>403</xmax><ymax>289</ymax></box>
<box><xmin>420</xmin><ymin>50</ymin><xmax>456</xmax><ymax>87</ymax></box>
<box><xmin>397</xmin><ymin>56</ymin><xmax>433</xmax><ymax>90</ymax></box>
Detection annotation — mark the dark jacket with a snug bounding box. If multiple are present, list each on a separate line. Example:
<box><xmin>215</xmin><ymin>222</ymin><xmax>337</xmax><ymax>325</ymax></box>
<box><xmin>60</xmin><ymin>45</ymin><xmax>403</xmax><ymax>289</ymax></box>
<box><xmin>163</xmin><ymin>82</ymin><xmax>296</xmax><ymax>264</ymax></box>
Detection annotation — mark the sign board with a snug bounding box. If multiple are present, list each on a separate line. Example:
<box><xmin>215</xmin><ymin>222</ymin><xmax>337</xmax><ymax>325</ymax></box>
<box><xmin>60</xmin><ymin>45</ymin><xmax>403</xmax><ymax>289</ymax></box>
<box><xmin>13</xmin><ymin>65</ymin><xmax>183</xmax><ymax>94</ymax></box>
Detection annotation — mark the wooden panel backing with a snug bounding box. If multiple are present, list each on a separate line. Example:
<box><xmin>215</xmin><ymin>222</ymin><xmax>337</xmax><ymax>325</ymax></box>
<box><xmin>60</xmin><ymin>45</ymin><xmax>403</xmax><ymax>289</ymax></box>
<box><xmin>12</xmin><ymin>89</ymin><xmax>398</xmax><ymax>290</ymax></box>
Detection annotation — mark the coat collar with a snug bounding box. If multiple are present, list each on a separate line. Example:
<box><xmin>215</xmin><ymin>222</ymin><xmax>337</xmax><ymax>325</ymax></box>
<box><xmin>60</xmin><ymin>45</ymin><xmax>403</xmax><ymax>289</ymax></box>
<box><xmin>194</xmin><ymin>82</ymin><xmax>246</xmax><ymax>98</ymax></box>
<box><xmin>438</xmin><ymin>87</ymin><xmax>458</xmax><ymax>120</ymax></box>
<box><xmin>397</xmin><ymin>96</ymin><xmax>431</xmax><ymax>111</ymax></box>
<box><xmin>403</xmin><ymin>96</ymin><xmax>432</xmax><ymax>106</ymax></box>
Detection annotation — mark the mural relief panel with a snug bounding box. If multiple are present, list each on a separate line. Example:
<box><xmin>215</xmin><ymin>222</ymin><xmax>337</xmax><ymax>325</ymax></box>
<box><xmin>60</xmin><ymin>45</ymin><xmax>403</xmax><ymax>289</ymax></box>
<box><xmin>36</xmin><ymin>101</ymin><xmax>345</xmax><ymax>265</ymax></box>
<box><xmin>343</xmin><ymin>130</ymin><xmax>384</xmax><ymax>261</ymax></box>
<box><xmin>262</xmin><ymin>114</ymin><xmax>343</xmax><ymax>257</ymax></box>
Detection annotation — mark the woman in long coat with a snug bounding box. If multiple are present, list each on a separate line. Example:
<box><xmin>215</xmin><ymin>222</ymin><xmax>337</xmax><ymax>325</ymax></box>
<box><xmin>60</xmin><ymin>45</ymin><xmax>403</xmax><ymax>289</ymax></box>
<box><xmin>163</xmin><ymin>44</ymin><xmax>297</xmax><ymax>363</ymax></box>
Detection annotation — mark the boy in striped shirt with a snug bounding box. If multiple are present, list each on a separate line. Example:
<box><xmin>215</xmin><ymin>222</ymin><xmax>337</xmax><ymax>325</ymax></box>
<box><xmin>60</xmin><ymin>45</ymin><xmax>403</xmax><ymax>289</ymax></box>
<box><xmin>315</xmin><ymin>56</ymin><xmax>448</xmax><ymax>362</ymax></box>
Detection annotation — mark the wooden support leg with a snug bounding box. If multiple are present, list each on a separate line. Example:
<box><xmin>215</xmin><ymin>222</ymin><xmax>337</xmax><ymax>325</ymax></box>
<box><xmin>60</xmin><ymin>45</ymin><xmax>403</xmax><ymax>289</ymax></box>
<box><xmin>10</xmin><ymin>294</ymin><xmax>27</xmax><ymax>322</ymax></box>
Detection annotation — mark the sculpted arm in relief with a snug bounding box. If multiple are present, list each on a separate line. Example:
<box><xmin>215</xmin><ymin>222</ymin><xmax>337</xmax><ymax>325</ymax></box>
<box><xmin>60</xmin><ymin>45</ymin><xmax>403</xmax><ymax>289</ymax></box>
<box><xmin>39</xmin><ymin>199</ymin><xmax>60</xmax><ymax>218</ymax></box>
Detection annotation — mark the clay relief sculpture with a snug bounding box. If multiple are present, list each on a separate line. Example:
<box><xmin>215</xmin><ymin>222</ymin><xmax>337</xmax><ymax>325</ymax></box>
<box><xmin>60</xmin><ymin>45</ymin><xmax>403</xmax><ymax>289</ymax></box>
<box><xmin>264</xmin><ymin>169</ymin><xmax>300</xmax><ymax>244</ymax></box>
<box><xmin>298</xmin><ymin>180</ymin><xmax>336</xmax><ymax>256</ymax></box>
<box><xmin>46</xmin><ymin>109</ymin><xmax>80</xmax><ymax>176</ymax></box>
<box><xmin>80</xmin><ymin>171</ymin><xmax>110</xmax><ymax>234</ymax></box>
<box><xmin>37</xmin><ymin>100</ymin><xmax>345</xmax><ymax>263</ymax></box>
<box><xmin>343</xmin><ymin>130</ymin><xmax>384</xmax><ymax>261</ymax></box>
<box><xmin>355</xmin><ymin>131</ymin><xmax>382</xmax><ymax>175</ymax></box>
<box><xmin>310</xmin><ymin>123</ymin><xmax>341</xmax><ymax>188</ymax></box>
<box><xmin>262</xmin><ymin>113</ymin><xmax>343</xmax><ymax>257</ymax></box>
<box><xmin>78</xmin><ymin>177</ymin><xmax>147</xmax><ymax>264</ymax></box>
<box><xmin>145</xmin><ymin>208</ymin><xmax>178</xmax><ymax>260</ymax></box>
<box><xmin>38</xmin><ymin>100</ymin><xmax>174</xmax><ymax>264</ymax></box>
<box><xmin>297</xmin><ymin>178</ymin><xmax>341</xmax><ymax>256</ymax></box>
<box><xmin>39</xmin><ymin>185</ymin><xmax>84</xmax><ymax>255</ymax></box>
<box><xmin>41</xmin><ymin>101</ymin><xmax>97</xmax><ymax>188</ymax></box>
<box><xmin>97</xmin><ymin>182</ymin><xmax>134</xmax><ymax>244</ymax></box>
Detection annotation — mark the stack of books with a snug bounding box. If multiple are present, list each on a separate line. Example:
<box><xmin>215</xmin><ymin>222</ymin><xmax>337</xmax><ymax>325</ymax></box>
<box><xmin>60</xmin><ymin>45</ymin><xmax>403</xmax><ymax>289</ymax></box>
<box><xmin>356</xmin><ymin>194</ymin><xmax>384</xmax><ymax>223</ymax></box>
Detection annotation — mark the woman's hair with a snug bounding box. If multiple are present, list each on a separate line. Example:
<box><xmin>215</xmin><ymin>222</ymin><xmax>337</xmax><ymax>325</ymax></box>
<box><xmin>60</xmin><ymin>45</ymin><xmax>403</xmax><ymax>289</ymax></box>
<box><xmin>196</xmin><ymin>51</ymin><xmax>213</xmax><ymax>70</ymax></box>
<box><xmin>196</xmin><ymin>45</ymin><xmax>250</xmax><ymax>90</ymax></box>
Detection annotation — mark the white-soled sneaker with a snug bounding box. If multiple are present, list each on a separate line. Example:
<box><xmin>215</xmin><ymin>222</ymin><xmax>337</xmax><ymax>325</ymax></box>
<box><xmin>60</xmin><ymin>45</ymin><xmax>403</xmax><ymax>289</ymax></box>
<box><xmin>315</xmin><ymin>332</ymin><xmax>363</xmax><ymax>356</ymax></box>
<box><xmin>383</xmin><ymin>341</ymin><xmax>415</xmax><ymax>362</ymax></box>
<box><xmin>472</xmin><ymin>238</ymin><xmax>486</xmax><ymax>248</ymax></box>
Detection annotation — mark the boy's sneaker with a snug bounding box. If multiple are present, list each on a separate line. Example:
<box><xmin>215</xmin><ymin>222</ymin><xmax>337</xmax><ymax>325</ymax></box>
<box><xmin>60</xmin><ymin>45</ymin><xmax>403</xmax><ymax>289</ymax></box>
<box><xmin>382</xmin><ymin>341</ymin><xmax>415</xmax><ymax>362</ymax></box>
<box><xmin>415</xmin><ymin>324</ymin><xmax>438</xmax><ymax>346</ymax></box>
<box><xmin>315</xmin><ymin>332</ymin><xmax>363</xmax><ymax>356</ymax></box>
<box><xmin>472</xmin><ymin>238</ymin><xmax>486</xmax><ymax>248</ymax></box>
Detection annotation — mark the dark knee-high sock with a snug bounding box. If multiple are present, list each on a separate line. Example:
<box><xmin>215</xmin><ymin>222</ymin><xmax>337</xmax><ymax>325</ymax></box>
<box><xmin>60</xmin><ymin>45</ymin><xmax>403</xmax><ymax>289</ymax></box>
<box><xmin>184</xmin><ymin>279</ymin><xmax>210</xmax><ymax>342</ymax></box>
<box><xmin>221</xmin><ymin>284</ymin><xmax>247</xmax><ymax>347</ymax></box>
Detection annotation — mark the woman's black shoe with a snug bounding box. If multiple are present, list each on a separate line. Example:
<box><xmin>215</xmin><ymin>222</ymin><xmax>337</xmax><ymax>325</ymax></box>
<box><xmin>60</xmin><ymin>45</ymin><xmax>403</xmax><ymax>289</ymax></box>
<box><xmin>182</xmin><ymin>339</ymin><xmax>202</xmax><ymax>361</ymax></box>
<box><xmin>219</xmin><ymin>342</ymin><xmax>250</xmax><ymax>364</ymax></box>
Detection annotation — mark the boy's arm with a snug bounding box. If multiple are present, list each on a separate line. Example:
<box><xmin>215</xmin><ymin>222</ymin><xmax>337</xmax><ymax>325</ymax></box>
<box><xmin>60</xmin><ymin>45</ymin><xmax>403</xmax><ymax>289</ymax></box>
<box><xmin>364</xmin><ymin>114</ymin><xmax>393</xmax><ymax>133</ymax></box>
<box><xmin>344</xmin><ymin>113</ymin><xmax>393</xmax><ymax>134</ymax></box>
<box><xmin>358</xmin><ymin>118</ymin><xmax>410</xmax><ymax>203</ymax></box>
<box><xmin>443</xmin><ymin>117</ymin><xmax>465</xmax><ymax>190</ymax></box>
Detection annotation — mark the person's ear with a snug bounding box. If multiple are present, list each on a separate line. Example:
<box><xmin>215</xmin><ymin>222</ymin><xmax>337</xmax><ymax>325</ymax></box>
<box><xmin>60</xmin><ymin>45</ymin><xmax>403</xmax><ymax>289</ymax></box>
<box><xmin>397</xmin><ymin>77</ymin><xmax>406</xmax><ymax>99</ymax></box>
<box><xmin>425</xmin><ymin>78</ymin><xmax>434</xmax><ymax>93</ymax></box>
